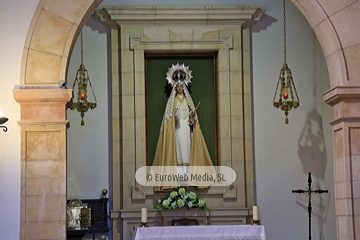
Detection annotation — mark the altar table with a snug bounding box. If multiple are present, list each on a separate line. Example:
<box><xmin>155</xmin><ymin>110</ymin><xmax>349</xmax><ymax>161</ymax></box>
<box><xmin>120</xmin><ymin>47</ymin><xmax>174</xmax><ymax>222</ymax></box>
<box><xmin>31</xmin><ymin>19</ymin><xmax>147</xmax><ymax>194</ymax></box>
<box><xmin>134</xmin><ymin>225</ymin><xmax>266</xmax><ymax>240</ymax></box>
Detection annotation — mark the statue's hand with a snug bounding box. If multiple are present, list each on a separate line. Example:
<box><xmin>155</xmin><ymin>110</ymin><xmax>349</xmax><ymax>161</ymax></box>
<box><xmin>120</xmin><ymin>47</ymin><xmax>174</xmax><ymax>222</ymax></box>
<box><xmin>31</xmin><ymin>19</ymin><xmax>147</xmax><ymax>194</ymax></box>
<box><xmin>188</xmin><ymin>110</ymin><xmax>195</xmax><ymax>125</ymax></box>
<box><xmin>174</xmin><ymin>109</ymin><xmax>179</xmax><ymax>127</ymax></box>
<box><xmin>189</xmin><ymin>110</ymin><xmax>195</xmax><ymax>119</ymax></box>
<box><xmin>175</xmin><ymin>109</ymin><xmax>181</xmax><ymax>120</ymax></box>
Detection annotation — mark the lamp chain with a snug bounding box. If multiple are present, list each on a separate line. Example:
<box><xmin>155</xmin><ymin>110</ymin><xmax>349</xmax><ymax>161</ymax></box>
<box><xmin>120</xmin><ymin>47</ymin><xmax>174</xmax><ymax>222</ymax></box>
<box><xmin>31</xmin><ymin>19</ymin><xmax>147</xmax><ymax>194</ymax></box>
<box><xmin>80</xmin><ymin>31</ymin><xmax>84</xmax><ymax>65</ymax></box>
<box><xmin>88</xmin><ymin>74</ymin><xmax>98</xmax><ymax>104</ymax></box>
<box><xmin>273</xmin><ymin>0</ymin><xmax>300</xmax><ymax>124</ymax></box>
<box><xmin>283</xmin><ymin>0</ymin><xmax>287</xmax><ymax>64</ymax></box>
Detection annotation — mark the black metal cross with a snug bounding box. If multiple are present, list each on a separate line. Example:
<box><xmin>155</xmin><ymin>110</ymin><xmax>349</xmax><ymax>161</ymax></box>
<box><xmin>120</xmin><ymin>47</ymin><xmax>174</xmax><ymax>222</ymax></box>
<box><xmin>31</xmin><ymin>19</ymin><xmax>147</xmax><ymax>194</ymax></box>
<box><xmin>292</xmin><ymin>172</ymin><xmax>328</xmax><ymax>240</ymax></box>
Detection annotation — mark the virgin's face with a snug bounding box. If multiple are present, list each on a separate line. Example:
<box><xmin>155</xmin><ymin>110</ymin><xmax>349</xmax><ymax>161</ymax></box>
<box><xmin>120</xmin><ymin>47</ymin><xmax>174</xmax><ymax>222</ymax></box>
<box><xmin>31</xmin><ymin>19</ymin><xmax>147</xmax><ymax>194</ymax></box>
<box><xmin>176</xmin><ymin>84</ymin><xmax>184</xmax><ymax>94</ymax></box>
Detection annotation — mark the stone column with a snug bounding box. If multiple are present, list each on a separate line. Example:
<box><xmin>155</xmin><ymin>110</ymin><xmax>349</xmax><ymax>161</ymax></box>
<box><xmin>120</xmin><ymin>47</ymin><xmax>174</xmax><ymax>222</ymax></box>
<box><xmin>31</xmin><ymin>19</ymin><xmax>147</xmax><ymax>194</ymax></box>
<box><xmin>14</xmin><ymin>89</ymin><xmax>72</xmax><ymax>240</ymax></box>
<box><xmin>110</xmin><ymin>27</ymin><xmax>123</xmax><ymax>240</ymax></box>
<box><xmin>324</xmin><ymin>86</ymin><xmax>360</xmax><ymax>240</ymax></box>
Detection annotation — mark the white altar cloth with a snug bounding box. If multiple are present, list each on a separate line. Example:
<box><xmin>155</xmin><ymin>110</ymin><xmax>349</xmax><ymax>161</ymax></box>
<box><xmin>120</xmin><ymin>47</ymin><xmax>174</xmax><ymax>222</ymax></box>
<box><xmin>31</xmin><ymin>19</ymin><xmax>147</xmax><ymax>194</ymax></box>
<box><xmin>134</xmin><ymin>225</ymin><xmax>266</xmax><ymax>240</ymax></box>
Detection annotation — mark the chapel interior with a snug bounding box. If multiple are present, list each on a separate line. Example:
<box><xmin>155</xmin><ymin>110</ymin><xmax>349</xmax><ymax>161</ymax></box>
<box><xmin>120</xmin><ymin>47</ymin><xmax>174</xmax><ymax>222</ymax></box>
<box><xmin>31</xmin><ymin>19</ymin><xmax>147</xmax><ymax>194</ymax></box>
<box><xmin>2</xmin><ymin>0</ymin><xmax>360</xmax><ymax>239</ymax></box>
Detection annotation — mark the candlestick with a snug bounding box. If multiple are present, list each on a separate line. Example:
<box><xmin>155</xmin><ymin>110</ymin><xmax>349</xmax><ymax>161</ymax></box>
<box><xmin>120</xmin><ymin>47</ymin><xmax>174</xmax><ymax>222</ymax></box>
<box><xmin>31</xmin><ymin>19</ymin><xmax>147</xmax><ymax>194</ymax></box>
<box><xmin>140</xmin><ymin>222</ymin><xmax>149</xmax><ymax>228</ymax></box>
<box><xmin>141</xmin><ymin>208</ymin><xmax>147</xmax><ymax>223</ymax></box>
<box><xmin>253</xmin><ymin>206</ymin><xmax>259</xmax><ymax>221</ymax></box>
<box><xmin>252</xmin><ymin>219</ymin><xmax>261</xmax><ymax>225</ymax></box>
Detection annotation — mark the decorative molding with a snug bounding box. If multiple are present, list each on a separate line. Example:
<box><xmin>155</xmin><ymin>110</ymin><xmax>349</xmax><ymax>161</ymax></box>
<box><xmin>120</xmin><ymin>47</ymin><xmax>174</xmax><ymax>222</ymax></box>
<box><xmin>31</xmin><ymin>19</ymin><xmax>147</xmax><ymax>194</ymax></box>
<box><xmin>110</xmin><ymin>210</ymin><xmax>120</xmax><ymax>219</ymax></box>
<box><xmin>95</xmin><ymin>6</ymin><xmax>266</xmax><ymax>28</ymax></box>
<box><xmin>13</xmin><ymin>89</ymin><xmax>72</xmax><ymax>103</ymax></box>
<box><xmin>94</xmin><ymin>8</ymin><xmax>120</xmax><ymax>29</ymax></box>
<box><xmin>329</xmin><ymin>117</ymin><xmax>360</xmax><ymax>126</ymax></box>
<box><xmin>18</xmin><ymin>120</ymin><xmax>69</xmax><ymax>126</ymax></box>
<box><xmin>129</xmin><ymin>36</ymin><xmax>143</xmax><ymax>49</ymax></box>
<box><xmin>207</xmin><ymin>185</ymin><xmax>237</xmax><ymax>199</ymax></box>
<box><xmin>131</xmin><ymin>186</ymin><xmax>154</xmax><ymax>200</ymax></box>
<box><xmin>112</xmin><ymin>207</ymin><xmax>250</xmax><ymax>219</ymax></box>
<box><xmin>130</xmin><ymin>35</ymin><xmax>233</xmax><ymax>50</ymax></box>
<box><xmin>323</xmin><ymin>86</ymin><xmax>360</xmax><ymax>106</ymax></box>
<box><xmin>131</xmin><ymin>185</ymin><xmax>237</xmax><ymax>200</ymax></box>
<box><xmin>242</xmin><ymin>7</ymin><xmax>266</xmax><ymax>28</ymax></box>
<box><xmin>13</xmin><ymin>89</ymin><xmax>72</xmax><ymax>121</ymax></box>
<box><xmin>220</xmin><ymin>36</ymin><xmax>233</xmax><ymax>49</ymax></box>
<box><xmin>16</xmin><ymin>84</ymin><xmax>62</xmax><ymax>89</ymax></box>
<box><xmin>324</xmin><ymin>86</ymin><xmax>360</xmax><ymax>125</ymax></box>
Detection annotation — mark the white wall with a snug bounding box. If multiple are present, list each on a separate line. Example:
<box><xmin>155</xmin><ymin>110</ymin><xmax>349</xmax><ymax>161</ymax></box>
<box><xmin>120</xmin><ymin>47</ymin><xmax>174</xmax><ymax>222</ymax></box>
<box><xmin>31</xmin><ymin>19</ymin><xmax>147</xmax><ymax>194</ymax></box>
<box><xmin>66</xmin><ymin>15</ymin><xmax>110</xmax><ymax>200</ymax></box>
<box><xmin>66</xmin><ymin>15</ymin><xmax>110</xmax><ymax>240</ymax></box>
<box><xmin>0</xmin><ymin>1</ymin><xmax>39</xmax><ymax>239</ymax></box>
<box><xmin>252</xmin><ymin>2</ymin><xmax>335</xmax><ymax>240</ymax></box>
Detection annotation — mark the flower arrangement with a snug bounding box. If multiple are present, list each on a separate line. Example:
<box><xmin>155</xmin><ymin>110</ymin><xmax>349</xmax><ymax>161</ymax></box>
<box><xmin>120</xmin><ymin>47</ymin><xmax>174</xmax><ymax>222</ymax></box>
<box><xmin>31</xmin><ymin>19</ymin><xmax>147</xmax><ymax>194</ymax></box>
<box><xmin>156</xmin><ymin>187</ymin><xmax>210</xmax><ymax>212</ymax></box>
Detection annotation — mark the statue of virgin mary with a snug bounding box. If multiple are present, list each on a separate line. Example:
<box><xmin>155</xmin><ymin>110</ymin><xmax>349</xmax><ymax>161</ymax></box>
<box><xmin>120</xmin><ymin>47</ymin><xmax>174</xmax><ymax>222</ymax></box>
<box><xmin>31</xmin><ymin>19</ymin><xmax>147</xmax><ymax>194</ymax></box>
<box><xmin>152</xmin><ymin>64</ymin><xmax>214</xmax><ymax>190</ymax></box>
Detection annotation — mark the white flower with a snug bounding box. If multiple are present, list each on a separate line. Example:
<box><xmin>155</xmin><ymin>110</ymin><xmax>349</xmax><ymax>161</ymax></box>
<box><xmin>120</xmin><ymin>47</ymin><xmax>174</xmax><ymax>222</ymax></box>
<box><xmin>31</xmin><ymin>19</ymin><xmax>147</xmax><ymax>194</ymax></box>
<box><xmin>170</xmin><ymin>191</ymin><xmax>178</xmax><ymax>198</ymax></box>
<box><xmin>179</xmin><ymin>188</ymin><xmax>186</xmax><ymax>195</ymax></box>
<box><xmin>189</xmin><ymin>192</ymin><xmax>197</xmax><ymax>200</ymax></box>
<box><xmin>162</xmin><ymin>200</ymin><xmax>170</xmax><ymax>207</ymax></box>
<box><xmin>198</xmin><ymin>199</ymin><xmax>205</xmax><ymax>207</ymax></box>
<box><xmin>177</xmin><ymin>199</ymin><xmax>185</xmax><ymax>208</ymax></box>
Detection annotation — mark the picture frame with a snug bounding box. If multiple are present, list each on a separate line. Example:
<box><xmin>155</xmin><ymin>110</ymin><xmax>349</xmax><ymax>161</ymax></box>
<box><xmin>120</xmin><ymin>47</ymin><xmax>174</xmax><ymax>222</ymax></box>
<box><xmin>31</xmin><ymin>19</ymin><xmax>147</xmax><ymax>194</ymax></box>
<box><xmin>66</xmin><ymin>199</ymin><xmax>91</xmax><ymax>230</ymax></box>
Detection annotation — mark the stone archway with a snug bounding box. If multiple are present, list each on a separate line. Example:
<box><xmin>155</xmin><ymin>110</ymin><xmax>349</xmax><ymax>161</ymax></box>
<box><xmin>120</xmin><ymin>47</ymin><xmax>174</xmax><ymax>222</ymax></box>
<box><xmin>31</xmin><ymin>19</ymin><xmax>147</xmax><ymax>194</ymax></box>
<box><xmin>13</xmin><ymin>1</ymin><xmax>103</xmax><ymax>239</ymax></box>
<box><xmin>14</xmin><ymin>0</ymin><xmax>360</xmax><ymax>239</ymax></box>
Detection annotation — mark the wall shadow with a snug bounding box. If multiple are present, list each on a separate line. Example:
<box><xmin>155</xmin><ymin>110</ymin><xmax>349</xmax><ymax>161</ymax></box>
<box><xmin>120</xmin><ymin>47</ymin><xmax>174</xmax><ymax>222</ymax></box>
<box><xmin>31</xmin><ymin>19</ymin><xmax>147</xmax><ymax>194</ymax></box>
<box><xmin>251</xmin><ymin>14</ymin><xmax>278</xmax><ymax>33</ymax></box>
<box><xmin>296</xmin><ymin>106</ymin><xmax>329</xmax><ymax>239</ymax></box>
<box><xmin>297</xmin><ymin>106</ymin><xmax>327</xmax><ymax>180</ymax></box>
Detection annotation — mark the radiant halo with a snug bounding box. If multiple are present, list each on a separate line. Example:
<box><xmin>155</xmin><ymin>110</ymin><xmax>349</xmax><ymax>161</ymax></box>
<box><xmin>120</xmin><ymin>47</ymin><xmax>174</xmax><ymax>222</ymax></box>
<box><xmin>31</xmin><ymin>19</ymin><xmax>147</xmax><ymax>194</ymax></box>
<box><xmin>166</xmin><ymin>63</ymin><xmax>193</xmax><ymax>86</ymax></box>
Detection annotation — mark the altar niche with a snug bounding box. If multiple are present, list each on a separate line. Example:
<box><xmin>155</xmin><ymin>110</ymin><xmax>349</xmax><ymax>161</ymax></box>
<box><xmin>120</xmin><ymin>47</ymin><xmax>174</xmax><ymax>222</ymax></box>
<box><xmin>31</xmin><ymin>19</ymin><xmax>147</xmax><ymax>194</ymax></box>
<box><xmin>95</xmin><ymin>6</ymin><xmax>264</xmax><ymax>239</ymax></box>
<box><xmin>146</xmin><ymin>53</ymin><xmax>217</xmax><ymax>166</ymax></box>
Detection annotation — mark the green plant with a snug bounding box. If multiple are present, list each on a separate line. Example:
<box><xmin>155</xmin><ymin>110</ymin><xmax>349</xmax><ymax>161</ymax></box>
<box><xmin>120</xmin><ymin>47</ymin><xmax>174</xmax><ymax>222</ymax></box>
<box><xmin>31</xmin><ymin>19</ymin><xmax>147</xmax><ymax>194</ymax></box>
<box><xmin>156</xmin><ymin>187</ymin><xmax>210</xmax><ymax>212</ymax></box>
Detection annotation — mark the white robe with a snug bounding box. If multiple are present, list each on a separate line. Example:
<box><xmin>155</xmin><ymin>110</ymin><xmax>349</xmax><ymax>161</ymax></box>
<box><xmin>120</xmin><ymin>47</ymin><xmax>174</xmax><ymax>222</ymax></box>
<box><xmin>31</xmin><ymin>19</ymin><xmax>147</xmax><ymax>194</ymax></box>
<box><xmin>152</xmin><ymin>83</ymin><xmax>214</xmax><ymax>190</ymax></box>
<box><xmin>175</xmin><ymin>96</ymin><xmax>191</xmax><ymax>166</ymax></box>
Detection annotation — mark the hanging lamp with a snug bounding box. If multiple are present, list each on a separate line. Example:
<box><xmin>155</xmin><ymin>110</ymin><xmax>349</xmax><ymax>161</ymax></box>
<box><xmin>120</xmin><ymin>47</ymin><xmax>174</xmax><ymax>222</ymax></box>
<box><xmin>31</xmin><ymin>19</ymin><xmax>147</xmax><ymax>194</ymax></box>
<box><xmin>273</xmin><ymin>0</ymin><xmax>300</xmax><ymax>124</ymax></box>
<box><xmin>70</xmin><ymin>31</ymin><xmax>97</xmax><ymax>126</ymax></box>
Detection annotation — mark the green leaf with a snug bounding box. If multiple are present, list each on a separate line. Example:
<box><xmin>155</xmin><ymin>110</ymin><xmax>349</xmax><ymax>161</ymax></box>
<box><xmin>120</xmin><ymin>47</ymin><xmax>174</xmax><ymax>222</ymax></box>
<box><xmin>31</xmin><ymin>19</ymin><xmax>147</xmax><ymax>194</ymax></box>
<box><xmin>204</xmin><ymin>207</ymin><xmax>211</xmax><ymax>212</ymax></box>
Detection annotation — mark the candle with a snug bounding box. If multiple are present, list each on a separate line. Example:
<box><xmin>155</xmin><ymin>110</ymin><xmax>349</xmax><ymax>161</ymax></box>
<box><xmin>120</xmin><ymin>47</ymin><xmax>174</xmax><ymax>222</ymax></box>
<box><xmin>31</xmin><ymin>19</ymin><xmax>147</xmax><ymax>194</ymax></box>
<box><xmin>141</xmin><ymin>208</ymin><xmax>147</xmax><ymax>223</ymax></box>
<box><xmin>253</xmin><ymin>206</ymin><xmax>259</xmax><ymax>221</ymax></box>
